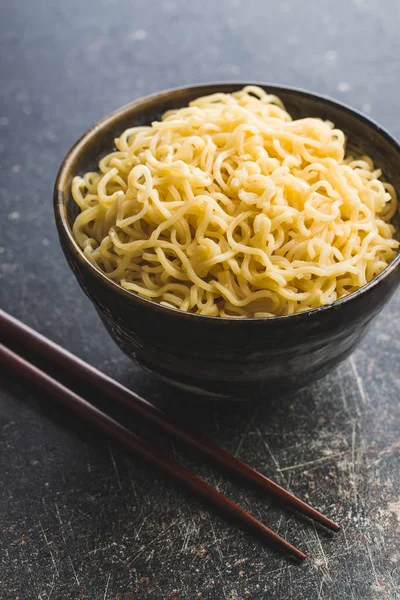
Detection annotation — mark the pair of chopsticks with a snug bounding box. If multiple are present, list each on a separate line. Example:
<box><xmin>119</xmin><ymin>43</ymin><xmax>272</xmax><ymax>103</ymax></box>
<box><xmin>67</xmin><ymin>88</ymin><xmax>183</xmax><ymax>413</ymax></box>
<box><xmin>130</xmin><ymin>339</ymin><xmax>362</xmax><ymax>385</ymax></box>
<box><xmin>0</xmin><ymin>309</ymin><xmax>339</xmax><ymax>560</ymax></box>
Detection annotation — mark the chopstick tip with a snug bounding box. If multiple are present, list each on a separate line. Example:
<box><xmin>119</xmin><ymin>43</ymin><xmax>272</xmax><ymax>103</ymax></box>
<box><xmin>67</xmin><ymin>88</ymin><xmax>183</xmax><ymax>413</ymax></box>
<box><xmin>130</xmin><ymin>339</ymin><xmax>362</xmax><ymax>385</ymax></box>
<box><xmin>324</xmin><ymin>518</ymin><xmax>340</xmax><ymax>532</ymax></box>
<box><xmin>296</xmin><ymin>549</ymin><xmax>307</xmax><ymax>561</ymax></box>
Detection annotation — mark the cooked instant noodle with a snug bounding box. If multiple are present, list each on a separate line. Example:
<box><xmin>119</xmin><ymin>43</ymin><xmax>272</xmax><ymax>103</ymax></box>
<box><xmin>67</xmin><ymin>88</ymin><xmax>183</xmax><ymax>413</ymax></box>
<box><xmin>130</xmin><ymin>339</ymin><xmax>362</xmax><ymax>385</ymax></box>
<box><xmin>72</xmin><ymin>86</ymin><xmax>399</xmax><ymax>317</ymax></box>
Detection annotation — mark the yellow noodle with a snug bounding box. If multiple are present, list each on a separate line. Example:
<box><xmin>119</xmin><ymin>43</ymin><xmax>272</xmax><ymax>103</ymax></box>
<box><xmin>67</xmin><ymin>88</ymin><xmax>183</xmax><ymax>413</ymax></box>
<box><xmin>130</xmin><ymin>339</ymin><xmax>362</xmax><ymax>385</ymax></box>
<box><xmin>72</xmin><ymin>86</ymin><xmax>399</xmax><ymax>317</ymax></box>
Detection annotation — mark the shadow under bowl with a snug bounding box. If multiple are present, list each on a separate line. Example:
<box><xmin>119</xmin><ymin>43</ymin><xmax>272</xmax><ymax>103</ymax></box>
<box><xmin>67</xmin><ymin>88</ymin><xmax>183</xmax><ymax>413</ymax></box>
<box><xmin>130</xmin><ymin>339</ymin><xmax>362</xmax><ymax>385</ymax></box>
<box><xmin>54</xmin><ymin>83</ymin><xmax>400</xmax><ymax>401</ymax></box>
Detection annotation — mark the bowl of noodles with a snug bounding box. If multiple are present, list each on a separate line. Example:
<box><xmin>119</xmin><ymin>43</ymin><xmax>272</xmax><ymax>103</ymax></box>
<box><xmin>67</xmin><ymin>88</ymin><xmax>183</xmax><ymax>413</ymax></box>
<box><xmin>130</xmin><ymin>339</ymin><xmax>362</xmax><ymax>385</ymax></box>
<box><xmin>54</xmin><ymin>83</ymin><xmax>400</xmax><ymax>399</ymax></box>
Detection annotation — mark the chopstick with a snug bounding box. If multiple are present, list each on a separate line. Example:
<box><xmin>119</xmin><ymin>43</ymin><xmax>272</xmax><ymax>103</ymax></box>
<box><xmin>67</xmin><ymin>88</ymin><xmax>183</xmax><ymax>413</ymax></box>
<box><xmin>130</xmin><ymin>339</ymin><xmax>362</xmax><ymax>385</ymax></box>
<box><xmin>0</xmin><ymin>342</ymin><xmax>306</xmax><ymax>561</ymax></box>
<box><xmin>0</xmin><ymin>309</ymin><xmax>339</xmax><ymax>532</ymax></box>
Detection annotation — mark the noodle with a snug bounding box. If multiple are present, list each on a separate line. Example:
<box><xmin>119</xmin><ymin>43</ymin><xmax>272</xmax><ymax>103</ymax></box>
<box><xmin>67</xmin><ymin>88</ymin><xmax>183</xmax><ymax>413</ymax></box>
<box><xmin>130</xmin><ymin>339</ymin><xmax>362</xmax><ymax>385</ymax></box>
<box><xmin>72</xmin><ymin>86</ymin><xmax>399</xmax><ymax>317</ymax></box>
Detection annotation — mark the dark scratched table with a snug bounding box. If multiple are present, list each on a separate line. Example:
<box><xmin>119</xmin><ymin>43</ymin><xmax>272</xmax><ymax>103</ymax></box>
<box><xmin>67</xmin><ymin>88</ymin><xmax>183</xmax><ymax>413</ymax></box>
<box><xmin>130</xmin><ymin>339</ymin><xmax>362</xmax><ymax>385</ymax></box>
<box><xmin>0</xmin><ymin>1</ymin><xmax>399</xmax><ymax>598</ymax></box>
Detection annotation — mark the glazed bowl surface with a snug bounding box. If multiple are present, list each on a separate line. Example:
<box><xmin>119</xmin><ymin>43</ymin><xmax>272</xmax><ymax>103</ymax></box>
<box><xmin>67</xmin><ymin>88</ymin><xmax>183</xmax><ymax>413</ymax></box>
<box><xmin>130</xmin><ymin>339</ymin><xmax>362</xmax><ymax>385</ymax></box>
<box><xmin>54</xmin><ymin>83</ymin><xmax>400</xmax><ymax>400</ymax></box>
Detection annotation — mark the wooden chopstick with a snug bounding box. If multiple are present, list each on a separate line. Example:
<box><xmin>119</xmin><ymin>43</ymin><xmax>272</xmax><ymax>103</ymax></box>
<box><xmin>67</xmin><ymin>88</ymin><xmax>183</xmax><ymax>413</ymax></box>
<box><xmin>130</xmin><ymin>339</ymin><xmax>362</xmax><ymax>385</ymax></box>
<box><xmin>0</xmin><ymin>309</ymin><xmax>339</xmax><ymax>532</ymax></box>
<box><xmin>0</xmin><ymin>342</ymin><xmax>306</xmax><ymax>561</ymax></box>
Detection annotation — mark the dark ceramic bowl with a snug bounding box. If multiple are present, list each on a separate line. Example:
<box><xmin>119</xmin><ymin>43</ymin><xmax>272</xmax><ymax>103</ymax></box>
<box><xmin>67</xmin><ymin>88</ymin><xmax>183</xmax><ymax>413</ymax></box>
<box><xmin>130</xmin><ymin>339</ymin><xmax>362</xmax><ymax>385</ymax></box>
<box><xmin>54</xmin><ymin>83</ymin><xmax>400</xmax><ymax>400</ymax></box>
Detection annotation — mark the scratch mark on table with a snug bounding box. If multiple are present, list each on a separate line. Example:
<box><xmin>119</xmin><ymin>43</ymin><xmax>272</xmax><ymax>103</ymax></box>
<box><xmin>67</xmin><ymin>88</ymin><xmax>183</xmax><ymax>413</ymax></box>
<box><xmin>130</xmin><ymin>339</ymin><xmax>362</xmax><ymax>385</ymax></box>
<box><xmin>316</xmin><ymin>576</ymin><xmax>325</xmax><ymax>600</ymax></box>
<box><xmin>47</xmin><ymin>573</ymin><xmax>56</xmax><ymax>600</ymax></box>
<box><xmin>129</xmin><ymin>544</ymin><xmax>147</xmax><ymax>565</ymax></box>
<box><xmin>288</xmin><ymin>562</ymin><xmax>293</xmax><ymax>600</ymax></box>
<box><xmin>366</xmin><ymin>545</ymin><xmax>379</xmax><ymax>586</ymax></box>
<box><xmin>145</xmin><ymin>548</ymin><xmax>155</xmax><ymax>563</ymax></box>
<box><xmin>180</xmin><ymin>520</ymin><xmax>192</xmax><ymax>553</ymax></box>
<box><xmin>69</xmin><ymin>555</ymin><xmax>80</xmax><ymax>586</ymax></box>
<box><xmin>128</xmin><ymin>519</ymin><xmax>181</xmax><ymax>566</ymax></box>
<box><xmin>135</xmin><ymin>515</ymin><xmax>148</xmax><ymax>540</ymax></box>
<box><xmin>67</xmin><ymin>519</ymin><xmax>74</xmax><ymax>536</ymax></box>
<box><xmin>257</xmin><ymin>432</ymin><xmax>281</xmax><ymax>472</ymax></box>
<box><xmin>39</xmin><ymin>521</ymin><xmax>59</xmax><ymax>576</ymax></box>
<box><xmin>350</xmin><ymin>420</ymin><xmax>359</xmax><ymax>508</ymax></box>
<box><xmin>255</xmin><ymin>428</ymin><xmax>294</xmax><ymax>489</ymax></box>
<box><xmin>234</xmin><ymin>403</ymin><xmax>261</xmax><ymax>457</ymax></box>
<box><xmin>278</xmin><ymin>452</ymin><xmax>347</xmax><ymax>472</ymax></box>
<box><xmin>385</xmin><ymin>561</ymin><xmax>397</xmax><ymax>591</ymax></box>
<box><xmin>349</xmin><ymin>356</ymin><xmax>367</xmax><ymax>405</ymax></box>
<box><xmin>214</xmin><ymin>563</ymin><xmax>228</xmax><ymax>600</ymax></box>
<box><xmin>209</xmin><ymin>518</ymin><xmax>223</xmax><ymax>562</ymax></box>
<box><xmin>261</xmin><ymin>565</ymin><xmax>292</xmax><ymax>579</ymax></box>
<box><xmin>210</xmin><ymin>471</ymin><xmax>224</xmax><ymax>494</ymax></box>
<box><xmin>54</xmin><ymin>502</ymin><xmax>66</xmax><ymax>544</ymax></box>
<box><xmin>275</xmin><ymin>513</ymin><xmax>283</xmax><ymax>534</ymax></box>
<box><xmin>87</xmin><ymin>542</ymin><xmax>119</xmax><ymax>556</ymax></box>
<box><xmin>103</xmin><ymin>572</ymin><xmax>111</xmax><ymax>600</ymax></box>
<box><xmin>341</xmin><ymin>524</ymin><xmax>351</xmax><ymax>551</ymax></box>
<box><xmin>312</xmin><ymin>523</ymin><xmax>332</xmax><ymax>582</ymax></box>
<box><xmin>109</xmin><ymin>442</ymin><xmax>123</xmax><ymax>491</ymax></box>
<box><xmin>338</xmin><ymin>371</ymin><xmax>349</xmax><ymax>413</ymax></box>
<box><xmin>351</xmin><ymin>421</ymin><xmax>357</xmax><ymax>470</ymax></box>
<box><xmin>128</xmin><ymin>473</ymin><xmax>139</xmax><ymax>503</ymax></box>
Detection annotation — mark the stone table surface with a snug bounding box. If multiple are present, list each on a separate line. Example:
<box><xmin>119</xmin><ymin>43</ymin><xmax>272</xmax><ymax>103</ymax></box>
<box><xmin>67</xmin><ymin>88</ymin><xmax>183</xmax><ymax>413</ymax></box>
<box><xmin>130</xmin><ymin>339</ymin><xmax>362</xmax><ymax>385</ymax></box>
<box><xmin>0</xmin><ymin>0</ymin><xmax>399</xmax><ymax>598</ymax></box>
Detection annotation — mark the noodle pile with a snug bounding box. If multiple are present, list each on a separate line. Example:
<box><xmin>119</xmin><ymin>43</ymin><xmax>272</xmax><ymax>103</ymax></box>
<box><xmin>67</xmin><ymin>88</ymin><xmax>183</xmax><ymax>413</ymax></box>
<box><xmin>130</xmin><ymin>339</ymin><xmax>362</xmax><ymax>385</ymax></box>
<box><xmin>72</xmin><ymin>86</ymin><xmax>399</xmax><ymax>317</ymax></box>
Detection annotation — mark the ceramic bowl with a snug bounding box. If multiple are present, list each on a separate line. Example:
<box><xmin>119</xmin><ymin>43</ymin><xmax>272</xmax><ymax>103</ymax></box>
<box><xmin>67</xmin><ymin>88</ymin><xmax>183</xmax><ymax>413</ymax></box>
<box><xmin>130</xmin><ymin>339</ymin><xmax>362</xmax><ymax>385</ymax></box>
<box><xmin>54</xmin><ymin>83</ymin><xmax>400</xmax><ymax>400</ymax></box>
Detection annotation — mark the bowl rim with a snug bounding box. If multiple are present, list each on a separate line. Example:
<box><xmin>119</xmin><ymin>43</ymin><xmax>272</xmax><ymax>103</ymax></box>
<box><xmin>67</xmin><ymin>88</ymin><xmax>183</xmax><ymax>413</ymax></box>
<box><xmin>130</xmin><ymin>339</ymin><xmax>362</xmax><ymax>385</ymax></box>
<box><xmin>54</xmin><ymin>81</ymin><xmax>400</xmax><ymax>324</ymax></box>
